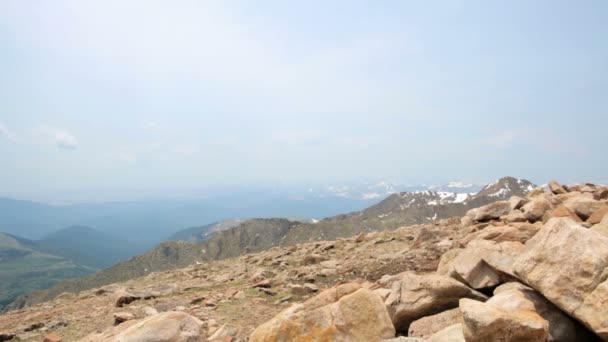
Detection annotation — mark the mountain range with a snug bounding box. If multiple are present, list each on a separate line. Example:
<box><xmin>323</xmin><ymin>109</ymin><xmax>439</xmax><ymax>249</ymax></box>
<box><xmin>5</xmin><ymin>176</ymin><xmax>535</xmax><ymax>311</ymax></box>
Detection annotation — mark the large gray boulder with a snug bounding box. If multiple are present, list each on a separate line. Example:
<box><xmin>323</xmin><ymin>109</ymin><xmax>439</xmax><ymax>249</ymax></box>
<box><xmin>513</xmin><ymin>217</ymin><xmax>608</xmax><ymax>340</ymax></box>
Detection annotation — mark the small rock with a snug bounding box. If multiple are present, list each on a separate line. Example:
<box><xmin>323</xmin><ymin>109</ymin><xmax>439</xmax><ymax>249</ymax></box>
<box><xmin>43</xmin><ymin>333</ymin><xmax>62</xmax><ymax>342</ymax></box>
<box><xmin>0</xmin><ymin>333</ymin><xmax>15</xmax><ymax>342</ymax></box>
<box><xmin>113</xmin><ymin>312</ymin><xmax>135</xmax><ymax>325</ymax></box>
<box><xmin>302</xmin><ymin>254</ymin><xmax>324</xmax><ymax>265</ymax></box>
<box><xmin>141</xmin><ymin>306</ymin><xmax>159</xmax><ymax>316</ymax></box>
<box><xmin>208</xmin><ymin>324</ymin><xmax>238</xmax><ymax>341</ymax></box>
<box><xmin>252</xmin><ymin>279</ymin><xmax>272</xmax><ymax>288</ymax></box>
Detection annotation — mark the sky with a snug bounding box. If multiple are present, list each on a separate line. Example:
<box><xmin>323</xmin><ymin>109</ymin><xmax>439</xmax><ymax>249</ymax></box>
<box><xmin>0</xmin><ymin>0</ymin><xmax>607</xmax><ymax>201</ymax></box>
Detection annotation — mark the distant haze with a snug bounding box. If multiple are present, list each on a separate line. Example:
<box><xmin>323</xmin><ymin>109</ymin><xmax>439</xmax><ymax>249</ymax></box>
<box><xmin>1</xmin><ymin>0</ymin><xmax>607</xmax><ymax>201</ymax></box>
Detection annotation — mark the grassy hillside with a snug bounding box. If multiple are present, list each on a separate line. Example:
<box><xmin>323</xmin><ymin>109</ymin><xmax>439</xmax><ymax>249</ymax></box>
<box><xmin>33</xmin><ymin>226</ymin><xmax>137</xmax><ymax>269</ymax></box>
<box><xmin>0</xmin><ymin>233</ymin><xmax>91</xmax><ymax>309</ymax></box>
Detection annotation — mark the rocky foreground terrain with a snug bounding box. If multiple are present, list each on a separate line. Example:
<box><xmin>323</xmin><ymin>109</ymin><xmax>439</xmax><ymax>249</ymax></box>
<box><xmin>1</xmin><ymin>180</ymin><xmax>608</xmax><ymax>341</ymax></box>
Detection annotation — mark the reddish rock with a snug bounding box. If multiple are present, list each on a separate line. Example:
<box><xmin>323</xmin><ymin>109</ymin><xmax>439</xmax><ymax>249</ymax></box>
<box><xmin>588</xmin><ymin>206</ymin><xmax>608</xmax><ymax>225</ymax></box>
<box><xmin>43</xmin><ymin>333</ymin><xmax>62</xmax><ymax>342</ymax></box>
<box><xmin>550</xmin><ymin>205</ymin><xmax>583</xmax><ymax>222</ymax></box>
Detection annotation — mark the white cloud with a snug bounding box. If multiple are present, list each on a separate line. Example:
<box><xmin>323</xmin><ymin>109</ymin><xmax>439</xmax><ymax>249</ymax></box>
<box><xmin>35</xmin><ymin>126</ymin><xmax>79</xmax><ymax>149</ymax></box>
<box><xmin>0</xmin><ymin>123</ymin><xmax>21</xmax><ymax>143</ymax></box>
<box><xmin>145</xmin><ymin>121</ymin><xmax>159</xmax><ymax>129</ymax></box>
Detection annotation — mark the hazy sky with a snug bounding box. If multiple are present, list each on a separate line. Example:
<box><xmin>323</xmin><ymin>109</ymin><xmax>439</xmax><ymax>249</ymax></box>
<box><xmin>1</xmin><ymin>0</ymin><xmax>607</xmax><ymax>199</ymax></box>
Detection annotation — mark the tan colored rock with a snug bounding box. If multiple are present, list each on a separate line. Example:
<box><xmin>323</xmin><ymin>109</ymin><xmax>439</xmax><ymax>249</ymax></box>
<box><xmin>501</xmin><ymin>210</ymin><xmax>527</xmax><ymax>223</ymax></box>
<box><xmin>44</xmin><ymin>333</ymin><xmax>62</xmax><ymax>342</ymax></box>
<box><xmin>522</xmin><ymin>197</ymin><xmax>553</xmax><ymax>222</ymax></box>
<box><xmin>509</xmin><ymin>196</ymin><xmax>528</xmax><ymax>211</ymax></box>
<box><xmin>250</xmin><ymin>285</ymin><xmax>395</xmax><ymax>342</ymax></box>
<box><xmin>461</xmin><ymin>223</ymin><xmax>540</xmax><ymax>245</ymax></box>
<box><xmin>592</xmin><ymin>214</ymin><xmax>608</xmax><ymax>237</ymax></box>
<box><xmin>384</xmin><ymin>272</ymin><xmax>486</xmax><ymax>332</ymax></box>
<box><xmin>513</xmin><ymin>217</ymin><xmax>608</xmax><ymax>339</ymax></box>
<box><xmin>436</xmin><ymin>248</ymin><xmax>463</xmax><ymax>275</ymax></box>
<box><xmin>527</xmin><ymin>187</ymin><xmax>547</xmax><ymax>198</ymax></box>
<box><xmin>208</xmin><ymin>324</ymin><xmax>238</xmax><ymax>341</ymax></box>
<box><xmin>564</xmin><ymin>196</ymin><xmax>606</xmax><ymax>220</ymax></box>
<box><xmin>442</xmin><ymin>239</ymin><xmax>523</xmax><ymax>289</ymax></box>
<box><xmin>79</xmin><ymin>311</ymin><xmax>205</xmax><ymax>342</ymax></box>
<box><xmin>549</xmin><ymin>180</ymin><xmax>568</xmax><ymax>195</ymax></box>
<box><xmin>466</xmin><ymin>201</ymin><xmax>511</xmax><ymax>222</ymax></box>
<box><xmin>588</xmin><ymin>205</ymin><xmax>608</xmax><ymax>225</ymax></box>
<box><xmin>113</xmin><ymin>312</ymin><xmax>135</xmax><ymax>325</ymax></box>
<box><xmin>581</xmin><ymin>184</ymin><xmax>598</xmax><ymax>193</ymax></box>
<box><xmin>460</xmin><ymin>298</ymin><xmax>548</xmax><ymax>342</ymax></box>
<box><xmin>550</xmin><ymin>205</ymin><xmax>583</xmax><ymax>222</ymax></box>
<box><xmin>490</xmin><ymin>282</ymin><xmax>579</xmax><ymax>341</ymax></box>
<box><xmin>408</xmin><ymin>308</ymin><xmax>461</xmax><ymax>338</ymax></box>
<box><xmin>594</xmin><ymin>188</ymin><xmax>608</xmax><ymax>201</ymax></box>
<box><xmin>427</xmin><ymin>323</ymin><xmax>465</xmax><ymax>342</ymax></box>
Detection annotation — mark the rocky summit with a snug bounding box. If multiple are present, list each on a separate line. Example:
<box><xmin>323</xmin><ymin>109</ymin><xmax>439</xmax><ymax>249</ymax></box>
<box><xmin>1</xmin><ymin>179</ymin><xmax>608</xmax><ymax>341</ymax></box>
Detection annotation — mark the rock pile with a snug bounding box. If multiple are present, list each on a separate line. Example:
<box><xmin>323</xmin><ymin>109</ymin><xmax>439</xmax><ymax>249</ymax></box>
<box><xmin>250</xmin><ymin>180</ymin><xmax>608</xmax><ymax>341</ymax></box>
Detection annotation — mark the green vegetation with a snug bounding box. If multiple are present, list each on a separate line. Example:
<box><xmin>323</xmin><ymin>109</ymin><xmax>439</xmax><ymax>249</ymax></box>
<box><xmin>0</xmin><ymin>233</ymin><xmax>91</xmax><ymax>309</ymax></box>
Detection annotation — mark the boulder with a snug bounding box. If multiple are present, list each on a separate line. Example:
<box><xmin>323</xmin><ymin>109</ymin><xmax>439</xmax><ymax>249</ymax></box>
<box><xmin>500</xmin><ymin>210</ymin><xmax>527</xmax><ymax>223</ymax></box>
<box><xmin>436</xmin><ymin>249</ymin><xmax>463</xmax><ymax>275</ymax></box>
<box><xmin>550</xmin><ymin>205</ymin><xmax>583</xmax><ymax>222</ymax></box>
<box><xmin>408</xmin><ymin>308</ymin><xmax>461</xmax><ymax>338</ymax></box>
<box><xmin>440</xmin><ymin>239</ymin><xmax>523</xmax><ymax>289</ymax></box>
<box><xmin>250</xmin><ymin>284</ymin><xmax>395</xmax><ymax>342</ymax></box>
<box><xmin>489</xmin><ymin>282</ymin><xmax>580</xmax><ymax>341</ymax></box>
<box><xmin>563</xmin><ymin>196</ymin><xmax>606</xmax><ymax>221</ymax></box>
<box><xmin>384</xmin><ymin>272</ymin><xmax>486</xmax><ymax>332</ymax></box>
<box><xmin>79</xmin><ymin>312</ymin><xmax>205</xmax><ymax>342</ymax></box>
<box><xmin>588</xmin><ymin>206</ymin><xmax>608</xmax><ymax>225</ymax></box>
<box><xmin>595</xmin><ymin>188</ymin><xmax>608</xmax><ymax>201</ymax></box>
<box><xmin>549</xmin><ymin>180</ymin><xmax>568</xmax><ymax>195</ymax></box>
<box><xmin>460</xmin><ymin>298</ymin><xmax>548</xmax><ymax>342</ymax></box>
<box><xmin>522</xmin><ymin>197</ymin><xmax>553</xmax><ymax>222</ymax></box>
<box><xmin>509</xmin><ymin>196</ymin><xmax>528</xmax><ymax>211</ymax></box>
<box><xmin>591</xmin><ymin>215</ymin><xmax>608</xmax><ymax>237</ymax></box>
<box><xmin>460</xmin><ymin>223</ymin><xmax>540</xmax><ymax>245</ymax></box>
<box><xmin>427</xmin><ymin>324</ymin><xmax>465</xmax><ymax>342</ymax></box>
<box><xmin>466</xmin><ymin>201</ymin><xmax>511</xmax><ymax>222</ymax></box>
<box><xmin>513</xmin><ymin>217</ymin><xmax>608</xmax><ymax>339</ymax></box>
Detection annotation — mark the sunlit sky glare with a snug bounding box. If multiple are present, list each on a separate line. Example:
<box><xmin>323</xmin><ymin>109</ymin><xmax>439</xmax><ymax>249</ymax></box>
<box><xmin>1</xmin><ymin>0</ymin><xmax>607</xmax><ymax>200</ymax></box>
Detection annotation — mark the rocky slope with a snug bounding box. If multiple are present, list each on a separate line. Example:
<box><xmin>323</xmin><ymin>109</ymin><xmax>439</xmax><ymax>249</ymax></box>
<box><xmin>3</xmin><ymin>179</ymin><xmax>606</xmax><ymax>341</ymax></box>
<box><xmin>5</xmin><ymin>177</ymin><xmax>535</xmax><ymax>312</ymax></box>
